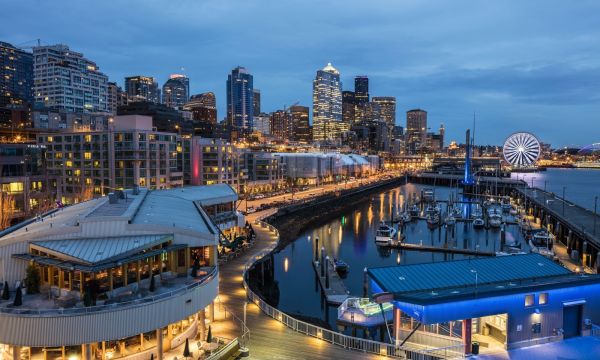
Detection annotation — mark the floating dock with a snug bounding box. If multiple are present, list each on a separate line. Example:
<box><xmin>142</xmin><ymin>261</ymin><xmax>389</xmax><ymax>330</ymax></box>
<box><xmin>378</xmin><ymin>242</ymin><xmax>496</xmax><ymax>257</ymax></box>
<box><xmin>312</xmin><ymin>258</ymin><xmax>350</xmax><ymax>305</ymax></box>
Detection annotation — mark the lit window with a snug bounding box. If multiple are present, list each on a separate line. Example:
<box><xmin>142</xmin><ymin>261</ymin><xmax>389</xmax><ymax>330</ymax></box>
<box><xmin>539</xmin><ymin>293</ymin><xmax>548</xmax><ymax>305</ymax></box>
<box><xmin>525</xmin><ymin>294</ymin><xmax>534</xmax><ymax>307</ymax></box>
<box><xmin>84</xmin><ymin>152</ymin><xmax>92</xmax><ymax>160</ymax></box>
<box><xmin>85</xmin><ymin>135</ymin><xmax>92</xmax><ymax>142</ymax></box>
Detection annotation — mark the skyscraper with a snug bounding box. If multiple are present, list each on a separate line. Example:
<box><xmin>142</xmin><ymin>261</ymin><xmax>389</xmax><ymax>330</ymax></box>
<box><xmin>162</xmin><ymin>74</ymin><xmax>189</xmax><ymax>109</ymax></box>
<box><xmin>290</xmin><ymin>105</ymin><xmax>311</xmax><ymax>143</ymax></box>
<box><xmin>0</xmin><ymin>41</ymin><xmax>33</xmax><ymax>108</ymax></box>
<box><xmin>226</xmin><ymin>66</ymin><xmax>254</xmax><ymax>132</ymax></box>
<box><xmin>354</xmin><ymin>76</ymin><xmax>369</xmax><ymax>106</ymax></box>
<box><xmin>406</xmin><ymin>109</ymin><xmax>428</xmax><ymax>153</ymax></box>
<box><xmin>33</xmin><ymin>44</ymin><xmax>108</xmax><ymax>113</ymax></box>
<box><xmin>342</xmin><ymin>91</ymin><xmax>356</xmax><ymax>124</ymax></box>
<box><xmin>253</xmin><ymin>88</ymin><xmax>261</xmax><ymax>116</ymax></box>
<box><xmin>125</xmin><ymin>76</ymin><xmax>160</xmax><ymax>103</ymax></box>
<box><xmin>270</xmin><ymin>110</ymin><xmax>291</xmax><ymax>140</ymax></box>
<box><xmin>107</xmin><ymin>82</ymin><xmax>127</xmax><ymax>114</ymax></box>
<box><xmin>372</xmin><ymin>96</ymin><xmax>396</xmax><ymax>125</ymax></box>
<box><xmin>312</xmin><ymin>63</ymin><xmax>344</xmax><ymax>141</ymax></box>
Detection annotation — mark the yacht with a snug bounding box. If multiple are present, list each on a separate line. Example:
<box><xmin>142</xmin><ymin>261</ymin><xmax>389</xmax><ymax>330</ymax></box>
<box><xmin>488</xmin><ymin>206</ymin><xmax>503</xmax><ymax>228</ymax></box>
<box><xmin>445</xmin><ymin>214</ymin><xmax>456</xmax><ymax>226</ymax></box>
<box><xmin>375</xmin><ymin>222</ymin><xmax>398</xmax><ymax>245</ymax></box>
<box><xmin>409</xmin><ymin>204</ymin><xmax>420</xmax><ymax>217</ymax></box>
<box><xmin>400</xmin><ymin>211</ymin><xmax>412</xmax><ymax>223</ymax></box>
<box><xmin>501</xmin><ymin>196</ymin><xmax>512</xmax><ymax>213</ymax></box>
<box><xmin>529</xmin><ymin>230</ymin><xmax>555</xmax><ymax>258</ymax></box>
<box><xmin>422</xmin><ymin>188</ymin><xmax>435</xmax><ymax>203</ymax></box>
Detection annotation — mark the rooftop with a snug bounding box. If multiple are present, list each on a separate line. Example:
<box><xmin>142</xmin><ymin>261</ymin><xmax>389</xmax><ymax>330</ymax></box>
<box><xmin>368</xmin><ymin>254</ymin><xmax>600</xmax><ymax>305</ymax></box>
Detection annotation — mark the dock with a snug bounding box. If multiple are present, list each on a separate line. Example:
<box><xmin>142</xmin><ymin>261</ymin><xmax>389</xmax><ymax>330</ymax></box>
<box><xmin>311</xmin><ymin>258</ymin><xmax>350</xmax><ymax>305</ymax></box>
<box><xmin>378</xmin><ymin>242</ymin><xmax>496</xmax><ymax>257</ymax></box>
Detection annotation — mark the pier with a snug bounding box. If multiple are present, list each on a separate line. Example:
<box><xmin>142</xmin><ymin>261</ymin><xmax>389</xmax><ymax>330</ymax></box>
<box><xmin>312</xmin><ymin>238</ymin><xmax>350</xmax><ymax>305</ymax></box>
<box><xmin>378</xmin><ymin>241</ymin><xmax>496</xmax><ymax>257</ymax></box>
<box><xmin>514</xmin><ymin>187</ymin><xmax>600</xmax><ymax>272</ymax></box>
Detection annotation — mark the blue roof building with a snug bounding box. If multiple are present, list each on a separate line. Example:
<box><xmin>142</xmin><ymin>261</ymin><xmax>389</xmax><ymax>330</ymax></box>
<box><xmin>368</xmin><ymin>254</ymin><xmax>600</xmax><ymax>354</ymax></box>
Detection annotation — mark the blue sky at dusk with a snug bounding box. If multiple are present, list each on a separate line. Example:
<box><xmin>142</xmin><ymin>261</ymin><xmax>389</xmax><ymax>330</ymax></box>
<box><xmin>3</xmin><ymin>0</ymin><xmax>600</xmax><ymax>147</ymax></box>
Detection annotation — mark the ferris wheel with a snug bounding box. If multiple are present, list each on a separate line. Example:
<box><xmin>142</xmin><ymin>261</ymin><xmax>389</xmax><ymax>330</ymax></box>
<box><xmin>503</xmin><ymin>132</ymin><xmax>541</xmax><ymax>167</ymax></box>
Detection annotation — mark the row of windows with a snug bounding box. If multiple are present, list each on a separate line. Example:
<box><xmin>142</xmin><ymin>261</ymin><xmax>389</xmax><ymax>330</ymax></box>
<box><xmin>525</xmin><ymin>293</ymin><xmax>548</xmax><ymax>307</ymax></box>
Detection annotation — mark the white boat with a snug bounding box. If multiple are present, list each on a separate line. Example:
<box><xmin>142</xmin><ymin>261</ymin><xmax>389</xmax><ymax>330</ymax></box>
<box><xmin>409</xmin><ymin>204</ymin><xmax>420</xmax><ymax>217</ymax></box>
<box><xmin>422</xmin><ymin>188</ymin><xmax>435</xmax><ymax>203</ymax></box>
<box><xmin>473</xmin><ymin>217</ymin><xmax>485</xmax><ymax>229</ymax></box>
<box><xmin>489</xmin><ymin>214</ymin><xmax>502</xmax><ymax>228</ymax></box>
<box><xmin>401</xmin><ymin>212</ymin><xmax>412</xmax><ymax>223</ymax></box>
<box><xmin>445</xmin><ymin>215</ymin><xmax>456</xmax><ymax>226</ymax></box>
<box><xmin>426</xmin><ymin>213</ymin><xmax>440</xmax><ymax>227</ymax></box>
<box><xmin>501</xmin><ymin>196</ymin><xmax>512</xmax><ymax>212</ymax></box>
<box><xmin>529</xmin><ymin>230</ymin><xmax>555</xmax><ymax>258</ymax></box>
<box><xmin>375</xmin><ymin>222</ymin><xmax>398</xmax><ymax>245</ymax></box>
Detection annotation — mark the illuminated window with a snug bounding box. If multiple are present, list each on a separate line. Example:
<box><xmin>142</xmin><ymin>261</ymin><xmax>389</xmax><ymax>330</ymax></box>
<box><xmin>66</xmin><ymin>160</ymin><xmax>73</xmax><ymax>167</ymax></box>
<box><xmin>525</xmin><ymin>294</ymin><xmax>534</xmax><ymax>307</ymax></box>
<box><xmin>84</xmin><ymin>152</ymin><xmax>92</xmax><ymax>160</ymax></box>
<box><xmin>539</xmin><ymin>293</ymin><xmax>548</xmax><ymax>305</ymax></box>
<box><xmin>47</xmin><ymin>136</ymin><xmax>53</xmax><ymax>143</ymax></box>
<box><xmin>84</xmin><ymin>135</ymin><xmax>92</xmax><ymax>142</ymax></box>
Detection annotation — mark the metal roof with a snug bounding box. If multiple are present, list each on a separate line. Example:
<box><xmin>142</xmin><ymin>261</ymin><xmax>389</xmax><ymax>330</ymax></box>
<box><xmin>368</xmin><ymin>254</ymin><xmax>574</xmax><ymax>300</ymax></box>
<box><xmin>30</xmin><ymin>234</ymin><xmax>172</xmax><ymax>265</ymax></box>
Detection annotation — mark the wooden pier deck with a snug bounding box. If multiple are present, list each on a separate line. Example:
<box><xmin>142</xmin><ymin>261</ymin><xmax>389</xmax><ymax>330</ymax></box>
<box><xmin>312</xmin><ymin>259</ymin><xmax>350</xmax><ymax>305</ymax></box>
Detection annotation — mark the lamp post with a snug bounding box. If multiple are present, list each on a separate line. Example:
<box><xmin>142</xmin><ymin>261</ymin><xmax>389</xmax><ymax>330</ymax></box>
<box><xmin>562</xmin><ymin>187</ymin><xmax>566</xmax><ymax>216</ymax></box>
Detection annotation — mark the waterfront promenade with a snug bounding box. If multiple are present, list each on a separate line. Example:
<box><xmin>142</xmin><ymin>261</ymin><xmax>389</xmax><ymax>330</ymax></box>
<box><xmin>217</xmin><ymin>209</ymin><xmax>383</xmax><ymax>359</ymax></box>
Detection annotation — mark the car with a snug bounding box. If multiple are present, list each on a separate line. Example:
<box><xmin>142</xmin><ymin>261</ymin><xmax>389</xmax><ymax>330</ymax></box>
<box><xmin>255</xmin><ymin>194</ymin><xmax>266</xmax><ymax>199</ymax></box>
<box><xmin>246</xmin><ymin>207</ymin><xmax>256</xmax><ymax>214</ymax></box>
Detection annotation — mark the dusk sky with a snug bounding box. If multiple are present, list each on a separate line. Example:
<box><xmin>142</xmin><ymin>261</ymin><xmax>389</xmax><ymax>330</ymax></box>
<box><xmin>4</xmin><ymin>0</ymin><xmax>600</xmax><ymax>147</ymax></box>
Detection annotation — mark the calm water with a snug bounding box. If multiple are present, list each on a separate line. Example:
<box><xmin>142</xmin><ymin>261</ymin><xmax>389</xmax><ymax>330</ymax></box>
<box><xmin>512</xmin><ymin>168</ymin><xmax>600</xmax><ymax>211</ymax></box>
<box><xmin>257</xmin><ymin>169</ymin><xmax>600</xmax><ymax>332</ymax></box>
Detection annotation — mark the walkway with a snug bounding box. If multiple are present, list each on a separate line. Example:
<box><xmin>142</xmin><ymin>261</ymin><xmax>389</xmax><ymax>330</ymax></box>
<box><xmin>217</xmin><ymin>210</ymin><xmax>384</xmax><ymax>359</ymax></box>
<box><xmin>474</xmin><ymin>336</ymin><xmax>600</xmax><ymax>360</ymax></box>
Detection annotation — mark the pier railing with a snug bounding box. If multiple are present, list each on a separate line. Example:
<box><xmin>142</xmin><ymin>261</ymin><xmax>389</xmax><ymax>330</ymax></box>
<box><xmin>244</xmin><ymin>219</ymin><xmax>464</xmax><ymax>359</ymax></box>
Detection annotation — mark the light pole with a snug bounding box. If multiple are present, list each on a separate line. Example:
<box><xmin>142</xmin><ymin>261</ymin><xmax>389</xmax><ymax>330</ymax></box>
<box><xmin>594</xmin><ymin>196</ymin><xmax>598</xmax><ymax>235</ymax></box>
<box><xmin>562</xmin><ymin>186</ymin><xmax>566</xmax><ymax>216</ymax></box>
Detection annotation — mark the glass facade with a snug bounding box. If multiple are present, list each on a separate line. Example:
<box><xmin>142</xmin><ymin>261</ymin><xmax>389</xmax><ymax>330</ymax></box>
<box><xmin>226</xmin><ymin>67</ymin><xmax>253</xmax><ymax>132</ymax></box>
<box><xmin>312</xmin><ymin>63</ymin><xmax>344</xmax><ymax>141</ymax></box>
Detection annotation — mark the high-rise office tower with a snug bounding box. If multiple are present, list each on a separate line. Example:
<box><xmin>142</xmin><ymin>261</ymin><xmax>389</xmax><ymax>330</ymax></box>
<box><xmin>183</xmin><ymin>92</ymin><xmax>217</xmax><ymax>124</ymax></box>
<box><xmin>342</xmin><ymin>91</ymin><xmax>356</xmax><ymax>124</ymax></box>
<box><xmin>252</xmin><ymin>113</ymin><xmax>271</xmax><ymax>135</ymax></box>
<box><xmin>372</xmin><ymin>96</ymin><xmax>396</xmax><ymax>125</ymax></box>
<box><xmin>226</xmin><ymin>66</ymin><xmax>254</xmax><ymax>132</ymax></box>
<box><xmin>253</xmin><ymin>88</ymin><xmax>261</xmax><ymax>116</ymax></box>
<box><xmin>270</xmin><ymin>110</ymin><xmax>291</xmax><ymax>140</ymax></box>
<box><xmin>312</xmin><ymin>63</ymin><xmax>344</xmax><ymax>141</ymax></box>
<box><xmin>33</xmin><ymin>44</ymin><xmax>108</xmax><ymax>113</ymax></box>
<box><xmin>125</xmin><ymin>76</ymin><xmax>160</xmax><ymax>103</ymax></box>
<box><xmin>162</xmin><ymin>74</ymin><xmax>189</xmax><ymax>109</ymax></box>
<box><xmin>107</xmin><ymin>82</ymin><xmax>127</xmax><ymax>114</ymax></box>
<box><xmin>0</xmin><ymin>41</ymin><xmax>33</xmax><ymax>108</ymax></box>
<box><xmin>354</xmin><ymin>76</ymin><xmax>369</xmax><ymax>106</ymax></box>
<box><xmin>406</xmin><ymin>109</ymin><xmax>428</xmax><ymax>153</ymax></box>
<box><xmin>290</xmin><ymin>105</ymin><xmax>311</xmax><ymax>143</ymax></box>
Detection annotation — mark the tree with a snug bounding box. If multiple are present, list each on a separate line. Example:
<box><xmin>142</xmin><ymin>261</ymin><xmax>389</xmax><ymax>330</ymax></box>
<box><xmin>182</xmin><ymin>338</ymin><xmax>191</xmax><ymax>358</ymax></box>
<box><xmin>206</xmin><ymin>325</ymin><xmax>212</xmax><ymax>343</ymax></box>
<box><xmin>24</xmin><ymin>264</ymin><xmax>41</xmax><ymax>294</ymax></box>
<box><xmin>13</xmin><ymin>285</ymin><xmax>22</xmax><ymax>306</ymax></box>
<box><xmin>2</xmin><ymin>281</ymin><xmax>9</xmax><ymax>300</ymax></box>
<box><xmin>0</xmin><ymin>192</ymin><xmax>16</xmax><ymax>231</ymax></box>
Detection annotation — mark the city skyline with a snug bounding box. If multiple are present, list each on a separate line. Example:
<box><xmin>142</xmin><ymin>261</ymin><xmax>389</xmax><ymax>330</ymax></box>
<box><xmin>2</xmin><ymin>0</ymin><xmax>600</xmax><ymax>146</ymax></box>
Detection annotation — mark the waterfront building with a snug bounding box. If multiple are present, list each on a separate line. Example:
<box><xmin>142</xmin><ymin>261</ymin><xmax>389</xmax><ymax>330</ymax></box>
<box><xmin>252</xmin><ymin>113</ymin><xmax>271</xmax><ymax>135</ymax></box>
<box><xmin>274</xmin><ymin>153</ymin><xmax>377</xmax><ymax>185</ymax></box>
<box><xmin>37</xmin><ymin>115</ymin><xmax>183</xmax><ymax>204</ymax></box>
<box><xmin>187</xmin><ymin>137</ymin><xmax>240</xmax><ymax>188</ymax></box>
<box><xmin>342</xmin><ymin>91</ymin><xmax>356</xmax><ymax>124</ymax></box>
<box><xmin>241</xmin><ymin>151</ymin><xmax>285</xmax><ymax>194</ymax></box>
<box><xmin>117</xmin><ymin>101</ymin><xmax>189</xmax><ymax>134</ymax></box>
<box><xmin>162</xmin><ymin>74</ymin><xmax>189</xmax><ymax>109</ymax></box>
<box><xmin>33</xmin><ymin>45</ymin><xmax>108</xmax><ymax>113</ymax></box>
<box><xmin>0</xmin><ymin>184</ymin><xmax>242</xmax><ymax>360</ymax></box>
<box><xmin>372</xmin><ymin>96</ymin><xmax>396</xmax><ymax>125</ymax></box>
<box><xmin>354</xmin><ymin>76</ymin><xmax>369</xmax><ymax>107</ymax></box>
<box><xmin>312</xmin><ymin>63</ymin><xmax>345</xmax><ymax>141</ymax></box>
<box><xmin>32</xmin><ymin>108</ymin><xmax>110</xmax><ymax>131</ymax></box>
<box><xmin>368</xmin><ymin>254</ymin><xmax>600</xmax><ymax>354</ymax></box>
<box><xmin>406</xmin><ymin>109</ymin><xmax>427</xmax><ymax>154</ymax></box>
<box><xmin>289</xmin><ymin>105</ymin><xmax>311</xmax><ymax>143</ymax></box>
<box><xmin>252</xmin><ymin>88</ymin><xmax>261</xmax><ymax>116</ymax></box>
<box><xmin>107</xmin><ymin>82</ymin><xmax>127</xmax><ymax>115</ymax></box>
<box><xmin>0</xmin><ymin>41</ymin><xmax>33</xmax><ymax>109</ymax></box>
<box><xmin>226</xmin><ymin>67</ymin><xmax>253</xmax><ymax>133</ymax></box>
<box><xmin>183</xmin><ymin>92</ymin><xmax>217</xmax><ymax>125</ymax></box>
<box><xmin>0</xmin><ymin>143</ymin><xmax>55</xmax><ymax>227</ymax></box>
<box><xmin>125</xmin><ymin>76</ymin><xmax>160</xmax><ymax>104</ymax></box>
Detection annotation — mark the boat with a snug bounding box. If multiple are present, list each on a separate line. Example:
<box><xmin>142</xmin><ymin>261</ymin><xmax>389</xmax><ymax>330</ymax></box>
<box><xmin>509</xmin><ymin>208</ymin><xmax>518</xmax><ymax>216</ymax></box>
<box><xmin>487</xmin><ymin>206</ymin><xmax>503</xmax><ymax>228</ymax></box>
<box><xmin>401</xmin><ymin>211</ymin><xmax>412</xmax><ymax>223</ymax></box>
<box><xmin>333</xmin><ymin>258</ymin><xmax>349</xmax><ymax>273</ymax></box>
<box><xmin>375</xmin><ymin>222</ymin><xmax>398</xmax><ymax>245</ymax></box>
<box><xmin>529</xmin><ymin>230</ymin><xmax>555</xmax><ymax>258</ymax></box>
<box><xmin>422</xmin><ymin>188</ymin><xmax>435</xmax><ymax>203</ymax></box>
<box><xmin>409</xmin><ymin>204</ymin><xmax>420</xmax><ymax>217</ymax></box>
<box><xmin>426</xmin><ymin>213</ymin><xmax>440</xmax><ymax>227</ymax></box>
<box><xmin>452</xmin><ymin>206</ymin><xmax>462</xmax><ymax>218</ymax></box>
<box><xmin>501</xmin><ymin>196</ymin><xmax>512</xmax><ymax>212</ymax></box>
<box><xmin>473</xmin><ymin>217</ymin><xmax>485</xmax><ymax>229</ymax></box>
<box><xmin>445</xmin><ymin>215</ymin><xmax>456</xmax><ymax>226</ymax></box>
